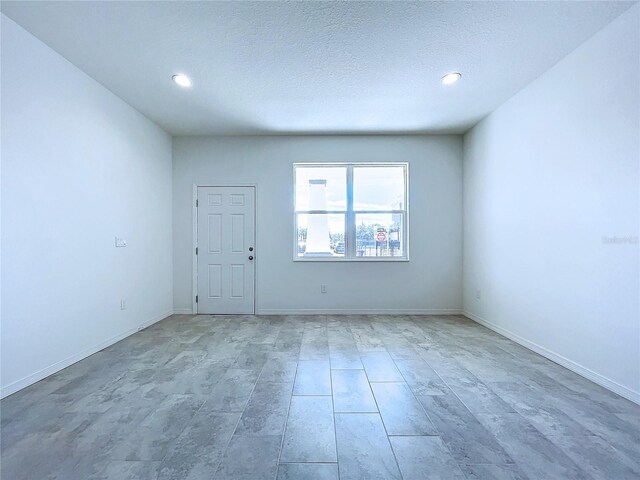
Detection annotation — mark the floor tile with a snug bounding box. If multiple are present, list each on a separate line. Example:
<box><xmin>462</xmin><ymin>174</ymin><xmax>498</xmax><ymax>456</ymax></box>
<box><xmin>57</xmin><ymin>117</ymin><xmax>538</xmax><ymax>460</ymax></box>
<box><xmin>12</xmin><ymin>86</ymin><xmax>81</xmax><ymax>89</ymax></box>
<box><xmin>300</xmin><ymin>327</ymin><xmax>330</xmax><ymax>360</ymax></box>
<box><xmin>488</xmin><ymin>381</ymin><xmax>594</xmax><ymax>437</ymax></box>
<box><xmin>213</xmin><ymin>435</ymin><xmax>281</xmax><ymax>480</ymax></box>
<box><xmin>330</xmin><ymin>348</ymin><xmax>363</xmax><ymax>369</ymax></box>
<box><xmin>234</xmin><ymin>382</ymin><xmax>293</xmax><ymax>436</ymax></box>
<box><xmin>276</xmin><ymin>463</ymin><xmax>339</xmax><ymax>480</ymax></box>
<box><xmin>435</xmin><ymin>365</ymin><xmax>515</xmax><ymax>414</ymax></box>
<box><xmin>417</xmin><ymin>394</ymin><xmax>513</xmax><ymax>465</ymax></box>
<box><xmin>394</xmin><ymin>358</ymin><xmax>449</xmax><ymax>395</ymax></box>
<box><xmin>360</xmin><ymin>352</ymin><xmax>404</xmax><ymax>382</ymax></box>
<box><xmin>332</xmin><ymin>369</ymin><xmax>377</xmax><ymax>413</ymax></box>
<box><xmin>537</xmin><ymin>386</ymin><xmax>640</xmax><ymax>465</ymax></box>
<box><xmin>259</xmin><ymin>354</ymin><xmax>298</xmax><ymax>383</ymax></box>
<box><xmin>231</xmin><ymin>344</ymin><xmax>272</xmax><ymax>371</ymax></box>
<box><xmin>109</xmin><ymin>394</ymin><xmax>203</xmax><ymax>461</ymax></box>
<box><xmin>293</xmin><ymin>360</ymin><xmax>331</xmax><ymax>395</ymax></box>
<box><xmin>371</xmin><ymin>382</ymin><xmax>436</xmax><ymax>435</ymax></box>
<box><xmin>547</xmin><ymin>433</ymin><xmax>640</xmax><ymax>479</ymax></box>
<box><xmin>390</xmin><ymin>435</ymin><xmax>466</xmax><ymax>479</ymax></box>
<box><xmin>201</xmin><ymin>369</ymin><xmax>260</xmax><ymax>412</ymax></box>
<box><xmin>90</xmin><ymin>461</ymin><xmax>160</xmax><ymax>480</ymax></box>
<box><xmin>273</xmin><ymin>330</ymin><xmax>303</xmax><ymax>354</ymax></box>
<box><xmin>460</xmin><ymin>464</ymin><xmax>529</xmax><ymax>480</ymax></box>
<box><xmin>475</xmin><ymin>413</ymin><xmax>590</xmax><ymax>480</ymax></box>
<box><xmin>281</xmin><ymin>396</ymin><xmax>336</xmax><ymax>462</ymax></box>
<box><xmin>157</xmin><ymin>411</ymin><xmax>240</xmax><ymax>479</ymax></box>
<box><xmin>335</xmin><ymin>413</ymin><xmax>401</xmax><ymax>480</ymax></box>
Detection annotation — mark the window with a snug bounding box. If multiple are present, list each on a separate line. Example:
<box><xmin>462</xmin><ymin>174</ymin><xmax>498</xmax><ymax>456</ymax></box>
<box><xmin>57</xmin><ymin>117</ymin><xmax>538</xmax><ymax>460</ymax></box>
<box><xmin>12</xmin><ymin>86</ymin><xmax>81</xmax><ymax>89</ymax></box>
<box><xmin>294</xmin><ymin>163</ymin><xmax>408</xmax><ymax>261</ymax></box>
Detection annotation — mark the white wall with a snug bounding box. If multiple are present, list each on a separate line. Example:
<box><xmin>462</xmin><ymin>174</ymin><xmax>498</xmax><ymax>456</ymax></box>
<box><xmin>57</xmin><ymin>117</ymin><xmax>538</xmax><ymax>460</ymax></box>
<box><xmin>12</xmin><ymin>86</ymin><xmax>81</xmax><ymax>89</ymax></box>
<box><xmin>1</xmin><ymin>15</ymin><xmax>173</xmax><ymax>397</ymax></box>
<box><xmin>173</xmin><ymin>135</ymin><xmax>463</xmax><ymax>314</ymax></box>
<box><xmin>463</xmin><ymin>5</ymin><xmax>640</xmax><ymax>402</ymax></box>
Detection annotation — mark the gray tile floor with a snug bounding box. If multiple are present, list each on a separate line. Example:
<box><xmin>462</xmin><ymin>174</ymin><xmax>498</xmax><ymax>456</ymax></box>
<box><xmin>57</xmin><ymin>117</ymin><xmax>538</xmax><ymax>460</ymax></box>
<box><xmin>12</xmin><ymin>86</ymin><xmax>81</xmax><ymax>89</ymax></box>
<box><xmin>2</xmin><ymin>314</ymin><xmax>639</xmax><ymax>479</ymax></box>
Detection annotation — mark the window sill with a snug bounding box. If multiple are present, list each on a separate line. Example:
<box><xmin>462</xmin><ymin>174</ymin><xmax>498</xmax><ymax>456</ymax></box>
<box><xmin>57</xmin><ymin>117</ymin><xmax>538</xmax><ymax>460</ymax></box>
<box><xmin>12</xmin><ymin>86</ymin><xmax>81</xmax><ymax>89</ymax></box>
<box><xmin>293</xmin><ymin>257</ymin><xmax>409</xmax><ymax>262</ymax></box>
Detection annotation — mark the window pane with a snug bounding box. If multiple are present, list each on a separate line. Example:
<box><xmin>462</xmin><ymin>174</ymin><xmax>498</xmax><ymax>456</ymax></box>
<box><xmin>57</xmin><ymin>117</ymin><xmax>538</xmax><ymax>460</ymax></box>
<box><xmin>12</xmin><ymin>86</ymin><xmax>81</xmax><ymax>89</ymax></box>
<box><xmin>353</xmin><ymin>166</ymin><xmax>405</xmax><ymax>211</ymax></box>
<box><xmin>295</xmin><ymin>166</ymin><xmax>347</xmax><ymax>211</ymax></box>
<box><xmin>355</xmin><ymin>213</ymin><xmax>403</xmax><ymax>257</ymax></box>
<box><xmin>297</xmin><ymin>214</ymin><xmax>346</xmax><ymax>257</ymax></box>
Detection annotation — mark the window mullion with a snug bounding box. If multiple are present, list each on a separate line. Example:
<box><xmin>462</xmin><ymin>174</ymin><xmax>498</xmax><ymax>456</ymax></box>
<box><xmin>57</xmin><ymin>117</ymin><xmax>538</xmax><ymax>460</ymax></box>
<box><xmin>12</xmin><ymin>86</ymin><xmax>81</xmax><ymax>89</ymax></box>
<box><xmin>346</xmin><ymin>164</ymin><xmax>355</xmax><ymax>259</ymax></box>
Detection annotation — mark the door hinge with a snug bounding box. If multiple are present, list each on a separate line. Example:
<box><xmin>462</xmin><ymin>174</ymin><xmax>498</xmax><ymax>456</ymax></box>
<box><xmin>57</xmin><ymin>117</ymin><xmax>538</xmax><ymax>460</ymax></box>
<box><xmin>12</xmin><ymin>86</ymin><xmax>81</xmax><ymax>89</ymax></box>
<box><xmin>196</xmin><ymin>199</ymin><xmax>199</xmax><ymax>207</ymax></box>
<box><xmin>195</xmin><ymin>295</ymin><xmax>198</xmax><ymax>303</ymax></box>
<box><xmin>195</xmin><ymin>247</ymin><xmax>198</xmax><ymax>255</ymax></box>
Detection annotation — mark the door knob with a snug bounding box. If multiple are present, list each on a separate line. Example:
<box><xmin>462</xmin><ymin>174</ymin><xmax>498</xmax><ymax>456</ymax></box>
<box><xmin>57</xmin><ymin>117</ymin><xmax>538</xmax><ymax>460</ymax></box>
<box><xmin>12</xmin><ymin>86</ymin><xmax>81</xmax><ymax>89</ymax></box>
<box><xmin>248</xmin><ymin>256</ymin><xmax>254</xmax><ymax>260</ymax></box>
<box><xmin>249</xmin><ymin>247</ymin><xmax>254</xmax><ymax>252</ymax></box>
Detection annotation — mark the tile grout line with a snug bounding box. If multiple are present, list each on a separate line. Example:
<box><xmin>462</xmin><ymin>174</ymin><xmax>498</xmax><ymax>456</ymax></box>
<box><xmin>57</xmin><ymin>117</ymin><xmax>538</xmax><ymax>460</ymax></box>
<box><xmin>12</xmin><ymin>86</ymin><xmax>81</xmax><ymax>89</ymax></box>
<box><xmin>152</xmin><ymin>321</ymin><xmax>249</xmax><ymax>474</ymax></box>
<box><xmin>394</xmin><ymin>317</ymin><xmax>474</xmax><ymax>479</ymax></box>
<box><xmin>328</xmin><ymin>333</ymin><xmax>342</xmax><ymax>480</ymax></box>
<box><xmin>379</xmin><ymin>319</ymin><xmax>458</xmax><ymax>477</ymax></box>
<box><xmin>213</xmin><ymin>340</ymin><xmax>269</xmax><ymax>479</ymax></box>
<box><xmin>274</xmin><ymin>329</ymin><xmax>303</xmax><ymax>479</ymax></box>
<box><xmin>358</xmin><ymin>327</ymin><xmax>405</xmax><ymax>480</ymax></box>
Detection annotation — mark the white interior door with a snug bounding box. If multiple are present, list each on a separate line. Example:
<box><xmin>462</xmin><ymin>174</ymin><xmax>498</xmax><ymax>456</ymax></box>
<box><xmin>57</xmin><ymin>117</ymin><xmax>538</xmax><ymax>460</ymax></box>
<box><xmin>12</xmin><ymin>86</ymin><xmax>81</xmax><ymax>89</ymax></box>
<box><xmin>197</xmin><ymin>186</ymin><xmax>255</xmax><ymax>314</ymax></box>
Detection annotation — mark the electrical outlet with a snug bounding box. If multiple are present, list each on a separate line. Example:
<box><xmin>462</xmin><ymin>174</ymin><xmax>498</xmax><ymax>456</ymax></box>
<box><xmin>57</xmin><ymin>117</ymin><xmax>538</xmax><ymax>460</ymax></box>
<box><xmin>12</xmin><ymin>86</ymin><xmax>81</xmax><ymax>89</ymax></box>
<box><xmin>476</xmin><ymin>289</ymin><xmax>481</xmax><ymax>300</ymax></box>
<box><xmin>115</xmin><ymin>237</ymin><xmax>127</xmax><ymax>247</ymax></box>
<box><xmin>120</xmin><ymin>299</ymin><xmax>127</xmax><ymax>310</ymax></box>
<box><xmin>321</xmin><ymin>284</ymin><xmax>327</xmax><ymax>294</ymax></box>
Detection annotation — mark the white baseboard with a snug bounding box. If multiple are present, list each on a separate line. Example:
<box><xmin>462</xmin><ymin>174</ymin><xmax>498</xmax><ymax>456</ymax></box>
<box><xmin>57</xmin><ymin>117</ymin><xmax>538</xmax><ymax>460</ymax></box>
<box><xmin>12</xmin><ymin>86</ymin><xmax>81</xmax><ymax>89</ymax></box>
<box><xmin>0</xmin><ymin>310</ymin><xmax>173</xmax><ymax>399</ymax></box>
<box><xmin>462</xmin><ymin>310</ymin><xmax>640</xmax><ymax>406</ymax></box>
<box><xmin>256</xmin><ymin>308</ymin><xmax>462</xmax><ymax>315</ymax></box>
<box><xmin>173</xmin><ymin>308</ymin><xmax>194</xmax><ymax>315</ymax></box>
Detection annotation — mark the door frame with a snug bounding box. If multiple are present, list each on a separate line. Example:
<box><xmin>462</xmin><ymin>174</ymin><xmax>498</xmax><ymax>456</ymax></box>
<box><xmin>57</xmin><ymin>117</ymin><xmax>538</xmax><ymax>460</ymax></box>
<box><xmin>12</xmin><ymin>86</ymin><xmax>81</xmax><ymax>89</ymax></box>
<box><xmin>192</xmin><ymin>183</ymin><xmax>258</xmax><ymax>315</ymax></box>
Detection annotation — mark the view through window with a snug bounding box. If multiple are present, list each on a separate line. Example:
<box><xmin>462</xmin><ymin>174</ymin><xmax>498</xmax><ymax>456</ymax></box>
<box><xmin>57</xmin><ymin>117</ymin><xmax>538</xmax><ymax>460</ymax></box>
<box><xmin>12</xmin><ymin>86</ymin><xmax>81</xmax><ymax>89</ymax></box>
<box><xmin>294</xmin><ymin>163</ymin><xmax>408</xmax><ymax>260</ymax></box>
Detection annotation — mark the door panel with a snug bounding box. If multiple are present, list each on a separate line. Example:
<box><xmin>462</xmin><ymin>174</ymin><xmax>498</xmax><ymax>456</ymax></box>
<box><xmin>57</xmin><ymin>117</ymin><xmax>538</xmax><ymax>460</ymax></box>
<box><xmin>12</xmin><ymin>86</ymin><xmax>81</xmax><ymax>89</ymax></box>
<box><xmin>207</xmin><ymin>264</ymin><xmax>222</xmax><ymax>298</ymax></box>
<box><xmin>230</xmin><ymin>264</ymin><xmax>245</xmax><ymax>298</ymax></box>
<box><xmin>230</xmin><ymin>214</ymin><xmax>245</xmax><ymax>252</ymax></box>
<box><xmin>197</xmin><ymin>186</ymin><xmax>255</xmax><ymax>314</ymax></box>
<box><xmin>207</xmin><ymin>214</ymin><xmax>222</xmax><ymax>253</ymax></box>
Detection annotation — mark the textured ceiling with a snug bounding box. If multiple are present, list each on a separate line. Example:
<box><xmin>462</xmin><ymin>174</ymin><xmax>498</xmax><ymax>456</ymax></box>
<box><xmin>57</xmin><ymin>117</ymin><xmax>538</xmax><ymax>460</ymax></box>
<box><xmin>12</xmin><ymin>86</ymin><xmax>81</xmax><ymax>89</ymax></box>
<box><xmin>1</xmin><ymin>1</ymin><xmax>634</xmax><ymax>135</ymax></box>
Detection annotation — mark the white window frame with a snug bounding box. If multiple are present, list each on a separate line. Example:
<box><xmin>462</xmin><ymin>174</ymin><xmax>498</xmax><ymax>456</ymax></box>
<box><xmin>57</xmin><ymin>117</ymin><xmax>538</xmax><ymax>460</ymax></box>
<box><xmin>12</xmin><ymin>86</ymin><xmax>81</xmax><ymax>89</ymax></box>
<box><xmin>293</xmin><ymin>162</ymin><xmax>409</xmax><ymax>262</ymax></box>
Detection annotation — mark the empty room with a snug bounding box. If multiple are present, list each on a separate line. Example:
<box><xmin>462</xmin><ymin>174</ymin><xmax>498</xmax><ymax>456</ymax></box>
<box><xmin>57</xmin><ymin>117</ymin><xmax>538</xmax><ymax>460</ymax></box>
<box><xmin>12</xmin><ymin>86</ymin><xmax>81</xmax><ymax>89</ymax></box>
<box><xmin>1</xmin><ymin>1</ymin><xmax>639</xmax><ymax>479</ymax></box>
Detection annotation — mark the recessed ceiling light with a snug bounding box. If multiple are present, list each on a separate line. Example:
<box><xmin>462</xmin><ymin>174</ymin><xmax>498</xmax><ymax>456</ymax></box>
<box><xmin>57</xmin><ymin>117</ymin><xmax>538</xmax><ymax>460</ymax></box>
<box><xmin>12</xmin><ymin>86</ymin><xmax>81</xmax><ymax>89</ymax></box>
<box><xmin>172</xmin><ymin>74</ymin><xmax>192</xmax><ymax>88</ymax></box>
<box><xmin>441</xmin><ymin>72</ymin><xmax>462</xmax><ymax>85</ymax></box>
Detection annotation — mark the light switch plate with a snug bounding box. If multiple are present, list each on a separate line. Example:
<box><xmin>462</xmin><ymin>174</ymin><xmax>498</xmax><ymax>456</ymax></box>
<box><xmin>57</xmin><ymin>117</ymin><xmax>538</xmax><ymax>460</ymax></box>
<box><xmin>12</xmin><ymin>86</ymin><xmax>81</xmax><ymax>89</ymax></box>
<box><xmin>115</xmin><ymin>237</ymin><xmax>127</xmax><ymax>247</ymax></box>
